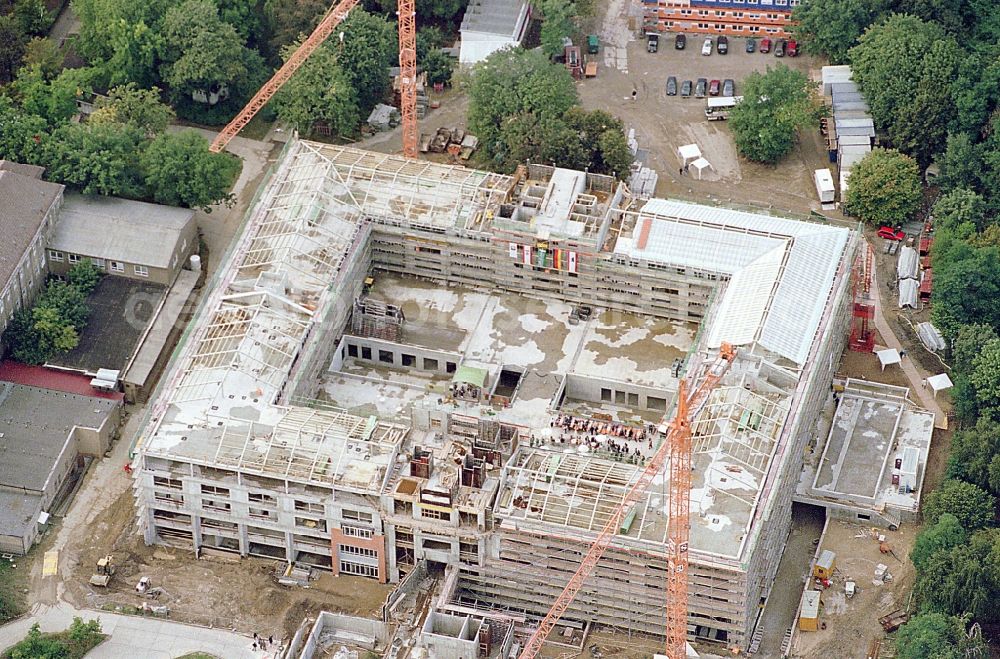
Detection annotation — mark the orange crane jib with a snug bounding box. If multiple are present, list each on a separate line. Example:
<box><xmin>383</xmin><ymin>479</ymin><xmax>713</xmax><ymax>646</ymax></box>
<box><xmin>209</xmin><ymin>0</ymin><xmax>419</xmax><ymax>159</ymax></box>
<box><xmin>518</xmin><ymin>344</ymin><xmax>736</xmax><ymax>659</ymax></box>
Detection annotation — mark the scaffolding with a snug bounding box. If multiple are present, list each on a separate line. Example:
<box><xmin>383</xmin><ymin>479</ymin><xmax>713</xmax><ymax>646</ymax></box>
<box><xmin>352</xmin><ymin>297</ymin><xmax>405</xmax><ymax>342</ymax></box>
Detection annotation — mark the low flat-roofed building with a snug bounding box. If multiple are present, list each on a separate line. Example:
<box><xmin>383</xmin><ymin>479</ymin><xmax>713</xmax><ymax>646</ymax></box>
<box><xmin>459</xmin><ymin>0</ymin><xmax>530</xmax><ymax>65</ymax></box>
<box><xmin>0</xmin><ymin>163</ymin><xmax>64</xmax><ymax>354</ymax></box>
<box><xmin>0</xmin><ymin>381</ymin><xmax>121</xmax><ymax>553</ymax></box>
<box><xmin>48</xmin><ymin>193</ymin><xmax>196</xmax><ymax>285</ymax></box>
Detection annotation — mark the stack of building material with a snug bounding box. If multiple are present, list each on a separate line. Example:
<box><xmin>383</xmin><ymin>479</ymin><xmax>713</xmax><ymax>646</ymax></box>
<box><xmin>822</xmin><ymin>65</ymin><xmax>875</xmax><ymax>197</ymax></box>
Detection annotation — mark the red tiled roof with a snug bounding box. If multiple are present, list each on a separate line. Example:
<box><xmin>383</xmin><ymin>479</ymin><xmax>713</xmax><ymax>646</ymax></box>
<box><xmin>0</xmin><ymin>360</ymin><xmax>124</xmax><ymax>401</ymax></box>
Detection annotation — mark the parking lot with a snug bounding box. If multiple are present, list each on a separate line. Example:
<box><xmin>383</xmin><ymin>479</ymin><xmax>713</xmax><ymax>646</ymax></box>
<box><xmin>578</xmin><ymin>33</ymin><xmax>831</xmax><ymax>214</ymax></box>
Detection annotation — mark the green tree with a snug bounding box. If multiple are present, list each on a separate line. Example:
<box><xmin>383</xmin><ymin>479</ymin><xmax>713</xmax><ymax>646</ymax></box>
<box><xmin>933</xmin><ymin>188</ymin><xmax>988</xmax><ymax>234</ymax></box>
<box><xmin>0</xmin><ymin>97</ymin><xmax>48</xmax><ymax>164</ymax></box>
<box><xmin>67</xmin><ymin>616</ymin><xmax>102</xmax><ymax>643</ymax></box>
<box><xmin>90</xmin><ymin>84</ymin><xmax>175</xmax><ymax>136</ymax></box>
<box><xmin>8</xmin><ymin>622</ymin><xmax>68</xmax><ymax>659</ymax></box>
<box><xmin>915</xmin><ymin>528</ymin><xmax>1000</xmax><ymax>621</ymax></box>
<box><xmin>895</xmin><ymin>613</ymin><xmax>987</xmax><ymax>659</ymax></box>
<box><xmin>932</xmin><ymin>246</ymin><xmax>1000</xmax><ymax>341</ymax></box>
<box><xmin>922</xmin><ymin>478</ymin><xmax>996</xmax><ymax>531</ymax></box>
<box><xmin>15</xmin><ymin>66</ymin><xmax>101</xmax><ymax>127</ymax></box>
<box><xmin>911</xmin><ymin>513</ymin><xmax>968</xmax><ymax>572</ymax></box>
<box><xmin>271</xmin><ymin>39</ymin><xmax>361</xmax><ymax>137</ymax></box>
<box><xmin>140</xmin><ymin>130</ymin><xmax>240</xmax><ymax>210</ymax></box>
<box><xmin>66</xmin><ymin>260</ymin><xmax>103</xmax><ymax>295</ymax></box>
<box><xmin>564</xmin><ymin>108</ymin><xmax>633</xmax><ymax>177</ymax></box>
<box><xmin>948</xmin><ymin>418</ymin><xmax>1000</xmax><ymax>495</ymax></box>
<box><xmin>729</xmin><ymin>65</ymin><xmax>819</xmax><ymax>164</ymax></box>
<box><xmin>0</xmin><ymin>14</ymin><xmax>27</xmax><ymax>85</ymax></box>
<box><xmin>12</xmin><ymin>0</ymin><xmax>52</xmax><ymax>36</ymax></box>
<box><xmin>849</xmin><ymin>14</ymin><xmax>960</xmax><ymax>168</ymax></box>
<box><xmin>539</xmin><ymin>0</ymin><xmax>577</xmax><ymax>59</ymax></box>
<box><xmin>843</xmin><ymin>148</ymin><xmax>922</xmax><ymax>225</ymax></box>
<box><xmin>468</xmin><ymin>48</ymin><xmax>579</xmax><ymax>165</ymax></box>
<box><xmin>29</xmin><ymin>306</ymin><xmax>79</xmax><ymax>357</ymax></box>
<box><xmin>970</xmin><ymin>339</ymin><xmax>1000</xmax><ymax>419</ymax></box>
<box><xmin>72</xmin><ymin>0</ymin><xmax>170</xmax><ymax>63</ymax></box>
<box><xmin>262</xmin><ymin>0</ymin><xmax>327</xmax><ymax>58</ymax></box>
<box><xmin>953</xmin><ymin>323</ymin><xmax>999</xmax><ymax>374</ymax></box>
<box><xmin>42</xmin><ymin>122</ymin><xmax>146</xmax><ymax>196</ymax></box>
<box><xmin>40</xmin><ymin>280</ymin><xmax>90</xmax><ymax>328</ymax></box>
<box><xmin>337</xmin><ymin>10</ymin><xmax>396</xmax><ymax>115</ymax></box>
<box><xmin>422</xmin><ymin>49</ymin><xmax>454</xmax><ymax>87</ymax></box>
<box><xmin>22</xmin><ymin>37</ymin><xmax>62</xmax><ymax>80</ymax></box>
<box><xmin>103</xmin><ymin>17</ymin><xmax>164</xmax><ymax>88</ymax></box>
<box><xmin>791</xmin><ymin>0</ymin><xmax>889</xmax><ymax>64</ymax></box>
<box><xmin>416</xmin><ymin>25</ymin><xmax>446</xmax><ymax>62</ymax></box>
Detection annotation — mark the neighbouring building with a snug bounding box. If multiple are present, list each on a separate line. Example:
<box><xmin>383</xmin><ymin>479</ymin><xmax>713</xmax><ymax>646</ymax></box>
<box><xmin>458</xmin><ymin>0</ymin><xmax>530</xmax><ymax>65</ymax></box>
<box><xmin>48</xmin><ymin>193</ymin><xmax>197</xmax><ymax>286</ymax></box>
<box><xmin>643</xmin><ymin>0</ymin><xmax>800</xmax><ymax>39</ymax></box>
<box><xmin>133</xmin><ymin>139</ymin><xmax>858</xmax><ymax>654</ymax></box>
<box><xmin>0</xmin><ymin>161</ymin><xmax>64</xmax><ymax>356</ymax></box>
<box><xmin>0</xmin><ymin>378</ymin><xmax>121</xmax><ymax>554</ymax></box>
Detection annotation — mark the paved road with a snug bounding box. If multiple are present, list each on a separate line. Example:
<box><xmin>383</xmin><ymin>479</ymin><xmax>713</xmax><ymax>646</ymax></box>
<box><xmin>48</xmin><ymin>1</ymin><xmax>80</xmax><ymax>47</ymax></box>
<box><xmin>0</xmin><ymin>602</ymin><xmax>267</xmax><ymax>659</ymax></box>
<box><xmin>868</xmin><ymin>243</ymin><xmax>947</xmax><ymax>425</ymax></box>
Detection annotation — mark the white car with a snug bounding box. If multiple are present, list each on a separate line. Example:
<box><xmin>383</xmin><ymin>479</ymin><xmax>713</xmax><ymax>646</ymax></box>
<box><xmin>701</xmin><ymin>38</ymin><xmax>713</xmax><ymax>56</ymax></box>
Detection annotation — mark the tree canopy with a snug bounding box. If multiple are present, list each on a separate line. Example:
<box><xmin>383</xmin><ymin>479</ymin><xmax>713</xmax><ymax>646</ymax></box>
<box><xmin>895</xmin><ymin>613</ymin><xmax>988</xmax><ymax>659</ymax></box>
<box><xmin>90</xmin><ymin>83</ymin><xmax>175</xmax><ymax>136</ymax></box>
<box><xmin>921</xmin><ymin>478</ymin><xmax>996</xmax><ymax>531</ymax></box>
<box><xmin>140</xmin><ymin>130</ymin><xmax>241</xmax><ymax>210</ymax></box>
<box><xmin>728</xmin><ymin>65</ymin><xmax>819</xmax><ymax>165</ymax></box>
<box><xmin>843</xmin><ymin>148</ymin><xmax>922</xmax><ymax>225</ymax></box>
<box><xmin>791</xmin><ymin>0</ymin><xmax>889</xmax><ymax>64</ymax></box>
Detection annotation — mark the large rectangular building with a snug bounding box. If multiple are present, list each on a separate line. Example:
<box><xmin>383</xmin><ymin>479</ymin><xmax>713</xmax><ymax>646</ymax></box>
<box><xmin>643</xmin><ymin>0</ymin><xmax>800</xmax><ymax>39</ymax></box>
<box><xmin>133</xmin><ymin>140</ymin><xmax>855</xmax><ymax>653</ymax></box>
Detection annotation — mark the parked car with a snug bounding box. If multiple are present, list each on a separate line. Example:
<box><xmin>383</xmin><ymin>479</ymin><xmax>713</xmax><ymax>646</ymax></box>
<box><xmin>647</xmin><ymin>33</ymin><xmax>659</xmax><ymax>53</ymax></box>
<box><xmin>701</xmin><ymin>38</ymin><xmax>713</xmax><ymax>56</ymax></box>
<box><xmin>695</xmin><ymin>78</ymin><xmax>708</xmax><ymax>97</ymax></box>
<box><xmin>775</xmin><ymin>39</ymin><xmax>786</xmax><ymax>57</ymax></box>
<box><xmin>759</xmin><ymin>37</ymin><xmax>771</xmax><ymax>54</ymax></box>
<box><xmin>717</xmin><ymin>35</ymin><xmax>728</xmax><ymax>54</ymax></box>
<box><xmin>681</xmin><ymin>79</ymin><xmax>693</xmax><ymax>97</ymax></box>
<box><xmin>878</xmin><ymin>226</ymin><xmax>906</xmax><ymax>241</ymax></box>
<box><xmin>722</xmin><ymin>78</ymin><xmax>735</xmax><ymax>97</ymax></box>
<box><xmin>666</xmin><ymin>76</ymin><xmax>678</xmax><ymax>96</ymax></box>
<box><xmin>675</xmin><ymin>33</ymin><xmax>686</xmax><ymax>50</ymax></box>
<box><xmin>708</xmin><ymin>79</ymin><xmax>721</xmax><ymax>96</ymax></box>
<box><xmin>746</xmin><ymin>38</ymin><xmax>756</xmax><ymax>53</ymax></box>
<box><xmin>787</xmin><ymin>39</ymin><xmax>798</xmax><ymax>56</ymax></box>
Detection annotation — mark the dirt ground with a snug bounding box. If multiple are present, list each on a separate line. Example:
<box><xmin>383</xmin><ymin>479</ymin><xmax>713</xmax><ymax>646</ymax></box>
<box><xmin>793</xmin><ymin>520</ymin><xmax>918</xmax><ymax>659</ymax></box>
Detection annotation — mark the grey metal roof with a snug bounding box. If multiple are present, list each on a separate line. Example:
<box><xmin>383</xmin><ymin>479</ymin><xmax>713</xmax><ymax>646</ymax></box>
<box><xmin>0</xmin><ymin>170</ymin><xmax>64</xmax><ymax>292</ymax></box>
<box><xmin>0</xmin><ymin>383</ymin><xmax>117</xmax><ymax>493</ymax></box>
<box><xmin>460</xmin><ymin>0</ymin><xmax>527</xmax><ymax>37</ymax></box>
<box><xmin>0</xmin><ymin>160</ymin><xmax>45</xmax><ymax>179</ymax></box>
<box><xmin>0</xmin><ymin>490</ymin><xmax>42</xmax><ymax>545</ymax></box>
<box><xmin>51</xmin><ymin>194</ymin><xmax>195</xmax><ymax>269</ymax></box>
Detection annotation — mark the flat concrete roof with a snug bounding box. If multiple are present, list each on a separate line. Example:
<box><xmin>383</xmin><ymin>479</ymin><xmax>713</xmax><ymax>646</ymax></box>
<box><xmin>0</xmin><ymin>383</ymin><xmax>117</xmax><ymax>493</ymax></box>
<box><xmin>0</xmin><ymin>490</ymin><xmax>43</xmax><ymax>543</ymax></box>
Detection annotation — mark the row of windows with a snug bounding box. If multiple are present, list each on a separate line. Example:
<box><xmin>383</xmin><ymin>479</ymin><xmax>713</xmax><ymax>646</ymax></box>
<box><xmin>48</xmin><ymin>250</ymin><xmax>146</xmax><ymax>276</ymax></box>
<box><xmin>339</xmin><ymin>545</ymin><xmax>378</xmax><ymax>558</ymax></box>
<box><xmin>340</xmin><ymin>561</ymin><xmax>379</xmax><ymax>578</ymax></box>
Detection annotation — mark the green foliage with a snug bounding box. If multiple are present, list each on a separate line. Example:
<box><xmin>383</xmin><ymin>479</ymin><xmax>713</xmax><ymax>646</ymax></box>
<box><xmin>272</xmin><ymin>39</ymin><xmax>360</xmax><ymax>138</ymax></box>
<box><xmin>3</xmin><ymin>617</ymin><xmax>104</xmax><ymax>659</ymax></box>
<box><xmin>932</xmin><ymin>244</ymin><xmax>1000</xmax><ymax>341</ymax></box>
<box><xmin>261</xmin><ymin>0</ymin><xmax>327</xmax><ymax>58</ymax></box>
<box><xmin>934</xmin><ymin>188</ymin><xmax>987</xmax><ymax>234</ymax></box>
<box><xmin>338</xmin><ymin>10</ymin><xmax>396</xmax><ymax>115</ymax></box>
<box><xmin>91</xmin><ymin>84</ymin><xmax>175</xmax><ymax>136</ymax></box>
<box><xmin>22</xmin><ymin>37</ymin><xmax>63</xmax><ymax>80</ymax></box>
<box><xmin>0</xmin><ymin>560</ymin><xmax>25</xmax><ymax>623</ymax></box>
<box><xmin>66</xmin><ymin>260</ymin><xmax>102</xmax><ymax>295</ymax></box>
<box><xmin>103</xmin><ymin>17</ymin><xmax>164</xmax><ymax>88</ymax></box>
<box><xmin>42</xmin><ymin>121</ymin><xmax>146</xmax><ymax>196</ymax></box>
<box><xmin>911</xmin><ymin>513</ymin><xmax>968</xmax><ymax>572</ymax></box>
<box><xmin>969</xmin><ymin>340</ymin><xmax>1000</xmax><ymax>420</ymax></box>
<box><xmin>843</xmin><ymin>148</ymin><xmax>922</xmax><ymax>225</ymax></box>
<box><xmin>947</xmin><ymin>418</ymin><xmax>1000</xmax><ymax>495</ymax></box>
<box><xmin>895</xmin><ymin>613</ymin><xmax>987</xmax><ymax>659</ymax></box>
<box><xmin>15</xmin><ymin>66</ymin><xmax>101</xmax><ymax>127</ymax></box>
<box><xmin>0</xmin><ymin>14</ymin><xmax>27</xmax><ymax>85</ymax></box>
<box><xmin>0</xmin><ymin>96</ymin><xmax>48</xmax><ymax>163</ymax></box>
<box><xmin>922</xmin><ymin>478</ymin><xmax>996</xmax><ymax>531</ymax></box>
<box><xmin>416</xmin><ymin>26</ymin><xmax>446</xmax><ymax>62</ymax></box>
<box><xmin>728</xmin><ymin>65</ymin><xmax>819</xmax><ymax>164</ymax></box>
<box><xmin>11</xmin><ymin>0</ymin><xmax>52</xmax><ymax>36</ymax></box>
<box><xmin>791</xmin><ymin>0</ymin><xmax>889</xmax><ymax>64</ymax></box>
<box><xmin>849</xmin><ymin>14</ymin><xmax>961</xmax><ymax>168</ymax></box>
<box><xmin>140</xmin><ymin>130</ymin><xmax>240</xmax><ymax>210</ymax></box>
<box><xmin>72</xmin><ymin>0</ymin><xmax>170</xmax><ymax>63</ymax></box>
<box><xmin>915</xmin><ymin>528</ymin><xmax>1000</xmax><ymax>621</ymax></box>
<box><xmin>468</xmin><ymin>48</ymin><xmax>579</xmax><ymax>163</ymax></box>
<box><xmin>422</xmin><ymin>49</ymin><xmax>454</xmax><ymax>87</ymax></box>
<box><xmin>539</xmin><ymin>0</ymin><xmax>577</xmax><ymax>59</ymax></box>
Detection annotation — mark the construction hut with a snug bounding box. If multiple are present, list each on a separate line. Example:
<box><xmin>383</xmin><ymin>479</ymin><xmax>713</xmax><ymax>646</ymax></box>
<box><xmin>799</xmin><ymin>590</ymin><xmax>821</xmax><ymax>632</ymax></box>
<box><xmin>813</xmin><ymin>550</ymin><xmax>836</xmax><ymax>581</ymax></box>
<box><xmin>452</xmin><ymin>365</ymin><xmax>488</xmax><ymax>402</ymax></box>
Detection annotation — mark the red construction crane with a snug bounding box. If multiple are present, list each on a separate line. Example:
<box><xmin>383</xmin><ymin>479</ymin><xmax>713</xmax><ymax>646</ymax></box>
<box><xmin>518</xmin><ymin>344</ymin><xmax>737</xmax><ymax>659</ymax></box>
<box><xmin>208</xmin><ymin>0</ymin><xmax>419</xmax><ymax>158</ymax></box>
<box><xmin>849</xmin><ymin>242</ymin><xmax>875</xmax><ymax>352</ymax></box>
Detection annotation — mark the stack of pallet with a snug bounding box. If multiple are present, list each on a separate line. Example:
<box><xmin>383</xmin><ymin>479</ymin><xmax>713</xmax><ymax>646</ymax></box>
<box><xmin>393</xmin><ymin>70</ymin><xmax>428</xmax><ymax>119</ymax></box>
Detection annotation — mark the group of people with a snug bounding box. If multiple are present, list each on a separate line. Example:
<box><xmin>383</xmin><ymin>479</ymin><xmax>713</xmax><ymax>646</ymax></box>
<box><xmin>523</xmin><ymin>414</ymin><xmax>659</xmax><ymax>464</ymax></box>
<box><xmin>252</xmin><ymin>632</ymin><xmax>276</xmax><ymax>653</ymax></box>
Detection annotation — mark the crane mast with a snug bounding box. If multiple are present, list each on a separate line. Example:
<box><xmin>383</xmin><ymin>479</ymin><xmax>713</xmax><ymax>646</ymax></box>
<box><xmin>518</xmin><ymin>345</ymin><xmax>736</xmax><ymax>658</ymax></box>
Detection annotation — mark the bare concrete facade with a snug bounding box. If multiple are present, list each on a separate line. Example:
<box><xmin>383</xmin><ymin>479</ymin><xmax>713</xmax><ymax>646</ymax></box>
<box><xmin>134</xmin><ymin>140</ymin><xmax>856</xmax><ymax>654</ymax></box>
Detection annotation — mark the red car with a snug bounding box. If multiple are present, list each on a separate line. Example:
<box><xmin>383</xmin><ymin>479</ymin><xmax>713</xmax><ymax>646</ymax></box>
<box><xmin>759</xmin><ymin>38</ymin><xmax>771</xmax><ymax>54</ymax></box>
<box><xmin>877</xmin><ymin>226</ymin><xmax>905</xmax><ymax>241</ymax></box>
<box><xmin>787</xmin><ymin>39</ymin><xmax>798</xmax><ymax>56</ymax></box>
<box><xmin>709</xmin><ymin>79</ymin><xmax>721</xmax><ymax>96</ymax></box>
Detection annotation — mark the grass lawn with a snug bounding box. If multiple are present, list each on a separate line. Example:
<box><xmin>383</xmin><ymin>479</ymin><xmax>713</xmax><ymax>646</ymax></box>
<box><xmin>0</xmin><ymin>559</ymin><xmax>26</xmax><ymax>623</ymax></box>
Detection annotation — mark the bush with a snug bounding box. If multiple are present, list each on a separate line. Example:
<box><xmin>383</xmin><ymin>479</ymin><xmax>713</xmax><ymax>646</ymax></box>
<box><xmin>844</xmin><ymin>148</ymin><xmax>923</xmax><ymax>226</ymax></box>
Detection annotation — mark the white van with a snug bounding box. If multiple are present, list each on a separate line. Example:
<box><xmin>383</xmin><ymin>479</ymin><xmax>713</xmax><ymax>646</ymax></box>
<box><xmin>701</xmin><ymin>38</ymin><xmax>713</xmax><ymax>56</ymax></box>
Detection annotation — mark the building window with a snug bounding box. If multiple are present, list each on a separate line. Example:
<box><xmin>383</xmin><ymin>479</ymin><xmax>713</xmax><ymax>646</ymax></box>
<box><xmin>342</xmin><ymin>509</ymin><xmax>373</xmax><ymax>523</ymax></box>
<box><xmin>249</xmin><ymin>507</ymin><xmax>272</xmax><ymax>519</ymax></box>
<box><xmin>201</xmin><ymin>484</ymin><xmax>230</xmax><ymax>497</ymax></box>
<box><xmin>342</xmin><ymin>525</ymin><xmax>374</xmax><ymax>539</ymax></box>
<box><xmin>294</xmin><ymin>500</ymin><xmax>325</xmax><ymax>515</ymax></box>
<box><xmin>421</xmin><ymin>508</ymin><xmax>450</xmax><ymax>521</ymax></box>
<box><xmin>67</xmin><ymin>253</ymin><xmax>80</xmax><ymax>264</ymax></box>
<box><xmin>339</xmin><ymin>545</ymin><xmax>377</xmax><ymax>558</ymax></box>
<box><xmin>110</xmin><ymin>261</ymin><xmax>125</xmax><ymax>273</ymax></box>
<box><xmin>91</xmin><ymin>258</ymin><xmax>105</xmax><ymax>269</ymax></box>
<box><xmin>601</xmin><ymin>388</ymin><xmax>612</xmax><ymax>402</ymax></box>
<box><xmin>347</xmin><ymin>344</ymin><xmax>358</xmax><ymax>358</ymax></box>
<box><xmin>134</xmin><ymin>264</ymin><xmax>149</xmax><ymax>277</ymax></box>
<box><xmin>423</xmin><ymin>358</ymin><xmax>439</xmax><ymax>371</ymax></box>
<box><xmin>340</xmin><ymin>561</ymin><xmax>378</xmax><ymax>578</ymax></box>
<box><xmin>248</xmin><ymin>492</ymin><xmax>276</xmax><ymax>504</ymax></box>
<box><xmin>361</xmin><ymin>346</ymin><xmax>372</xmax><ymax>360</ymax></box>
<box><xmin>48</xmin><ymin>250</ymin><xmax>63</xmax><ymax>262</ymax></box>
<box><xmin>378</xmin><ymin>349</ymin><xmax>394</xmax><ymax>364</ymax></box>
<box><xmin>153</xmin><ymin>476</ymin><xmax>183</xmax><ymax>490</ymax></box>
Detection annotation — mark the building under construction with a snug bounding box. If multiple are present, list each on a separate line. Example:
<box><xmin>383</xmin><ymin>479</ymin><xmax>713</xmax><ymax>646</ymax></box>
<box><xmin>133</xmin><ymin>139</ymin><xmax>857</xmax><ymax>653</ymax></box>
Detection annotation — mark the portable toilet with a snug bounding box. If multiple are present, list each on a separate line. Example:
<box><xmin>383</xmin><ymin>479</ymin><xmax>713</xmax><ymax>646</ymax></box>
<box><xmin>813</xmin><ymin>550</ymin><xmax>836</xmax><ymax>580</ymax></box>
<box><xmin>587</xmin><ymin>34</ymin><xmax>599</xmax><ymax>54</ymax></box>
<box><xmin>799</xmin><ymin>590</ymin><xmax>821</xmax><ymax>631</ymax></box>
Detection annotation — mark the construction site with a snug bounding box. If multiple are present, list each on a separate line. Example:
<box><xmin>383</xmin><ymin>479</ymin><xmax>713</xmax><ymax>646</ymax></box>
<box><xmin>128</xmin><ymin>135</ymin><xmax>864</xmax><ymax>656</ymax></box>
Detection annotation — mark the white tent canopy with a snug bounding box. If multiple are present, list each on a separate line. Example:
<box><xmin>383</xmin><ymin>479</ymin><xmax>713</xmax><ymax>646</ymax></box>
<box><xmin>876</xmin><ymin>348</ymin><xmax>901</xmax><ymax>371</ymax></box>
<box><xmin>690</xmin><ymin>157</ymin><xmax>714</xmax><ymax>179</ymax></box>
<box><xmin>678</xmin><ymin>144</ymin><xmax>702</xmax><ymax>166</ymax></box>
<box><xmin>898</xmin><ymin>278</ymin><xmax>918</xmax><ymax>309</ymax></box>
<box><xmin>926</xmin><ymin>373</ymin><xmax>954</xmax><ymax>397</ymax></box>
